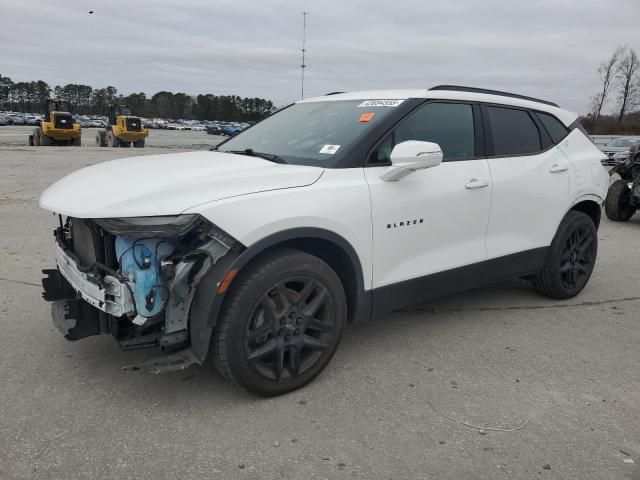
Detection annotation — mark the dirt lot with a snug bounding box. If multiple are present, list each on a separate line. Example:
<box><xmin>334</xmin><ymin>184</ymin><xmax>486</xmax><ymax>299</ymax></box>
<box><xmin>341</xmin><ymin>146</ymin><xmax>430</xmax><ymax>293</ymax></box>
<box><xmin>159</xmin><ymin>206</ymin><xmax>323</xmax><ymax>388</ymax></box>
<box><xmin>0</xmin><ymin>134</ymin><xmax>639</xmax><ymax>479</ymax></box>
<box><xmin>0</xmin><ymin>125</ymin><xmax>221</xmax><ymax>149</ymax></box>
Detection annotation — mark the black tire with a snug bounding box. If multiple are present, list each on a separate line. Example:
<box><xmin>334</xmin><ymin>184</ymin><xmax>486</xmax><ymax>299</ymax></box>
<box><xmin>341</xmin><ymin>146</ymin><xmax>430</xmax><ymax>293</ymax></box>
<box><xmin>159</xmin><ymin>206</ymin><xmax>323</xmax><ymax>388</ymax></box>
<box><xmin>133</xmin><ymin>139</ymin><xmax>145</xmax><ymax>148</ymax></box>
<box><xmin>107</xmin><ymin>131</ymin><xmax>120</xmax><ymax>148</ymax></box>
<box><xmin>96</xmin><ymin>131</ymin><xmax>106</xmax><ymax>147</ymax></box>
<box><xmin>532</xmin><ymin>211</ymin><xmax>597</xmax><ymax>299</ymax></box>
<box><xmin>38</xmin><ymin>128</ymin><xmax>52</xmax><ymax>146</ymax></box>
<box><xmin>213</xmin><ymin>248</ymin><xmax>347</xmax><ymax>396</ymax></box>
<box><xmin>119</xmin><ymin>141</ymin><xmax>131</xmax><ymax>148</ymax></box>
<box><xmin>604</xmin><ymin>180</ymin><xmax>636</xmax><ymax>222</ymax></box>
<box><xmin>72</xmin><ymin>136</ymin><xmax>81</xmax><ymax>147</ymax></box>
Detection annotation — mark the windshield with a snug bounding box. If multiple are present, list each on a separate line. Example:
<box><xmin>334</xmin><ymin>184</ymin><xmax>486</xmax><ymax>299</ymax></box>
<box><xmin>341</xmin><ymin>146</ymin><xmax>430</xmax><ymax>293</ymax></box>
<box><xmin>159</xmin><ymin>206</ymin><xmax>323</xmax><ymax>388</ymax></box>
<box><xmin>218</xmin><ymin>99</ymin><xmax>403</xmax><ymax>166</ymax></box>
<box><xmin>608</xmin><ymin>139</ymin><xmax>633</xmax><ymax>147</ymax></box>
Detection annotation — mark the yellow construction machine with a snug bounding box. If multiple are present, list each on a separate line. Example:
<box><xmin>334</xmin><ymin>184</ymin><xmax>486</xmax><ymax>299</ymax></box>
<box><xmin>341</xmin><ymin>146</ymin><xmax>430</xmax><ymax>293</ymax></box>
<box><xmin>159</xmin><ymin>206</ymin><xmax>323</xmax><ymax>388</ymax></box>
<box><xmin>96</xmin><ymin>104</ymin><xmax>148</xmax><ymax>148</ymax></box>
<box><xmin>29</xmin><ymin>99</ymin><xmax>82</xmax><ymax>146</ymax></box>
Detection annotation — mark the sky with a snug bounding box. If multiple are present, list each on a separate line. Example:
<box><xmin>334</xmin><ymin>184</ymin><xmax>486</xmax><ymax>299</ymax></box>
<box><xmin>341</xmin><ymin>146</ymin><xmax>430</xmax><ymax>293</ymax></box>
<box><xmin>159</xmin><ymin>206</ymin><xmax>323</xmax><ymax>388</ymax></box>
<box><xmin>0</xmin><ymin>0</ymin><xmax>638</xmax><ymax>114</ymax></box>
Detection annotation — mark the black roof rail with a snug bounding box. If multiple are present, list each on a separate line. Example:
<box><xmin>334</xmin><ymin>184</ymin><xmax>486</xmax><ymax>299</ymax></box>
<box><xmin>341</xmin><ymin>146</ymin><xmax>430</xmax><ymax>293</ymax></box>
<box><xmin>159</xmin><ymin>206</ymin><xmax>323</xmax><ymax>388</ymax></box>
<box><xmin>324</xmin><ymin>91</ymin><xmax>345</xmax><ymax>96</ymax></box>
<box><xmin>428</xmin><ymin>85</ymin><xmax>559</xmax><ymax>108</ymax></box>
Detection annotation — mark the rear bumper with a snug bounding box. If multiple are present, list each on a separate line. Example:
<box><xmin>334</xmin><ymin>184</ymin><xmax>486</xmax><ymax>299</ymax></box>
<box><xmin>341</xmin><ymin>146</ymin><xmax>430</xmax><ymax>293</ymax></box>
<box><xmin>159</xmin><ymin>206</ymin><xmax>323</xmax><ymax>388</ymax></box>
<box><xmin>42</xmin><ymin>127</ymin><xmax>82</xmax><ymax>140</ymax></box>
<box><xmin>117</xmin><ymin>130</ymin><xmax>149</xmax><ymax>141</ymax></box>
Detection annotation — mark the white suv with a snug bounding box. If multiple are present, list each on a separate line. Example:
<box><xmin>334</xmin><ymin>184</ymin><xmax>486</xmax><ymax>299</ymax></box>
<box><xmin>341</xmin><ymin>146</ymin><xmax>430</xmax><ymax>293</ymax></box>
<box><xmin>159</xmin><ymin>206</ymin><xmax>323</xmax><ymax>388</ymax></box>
<box><xmin>40</xmin><ymin>86</ymin><xmax>609</xmax><ymax>395</ymax></box>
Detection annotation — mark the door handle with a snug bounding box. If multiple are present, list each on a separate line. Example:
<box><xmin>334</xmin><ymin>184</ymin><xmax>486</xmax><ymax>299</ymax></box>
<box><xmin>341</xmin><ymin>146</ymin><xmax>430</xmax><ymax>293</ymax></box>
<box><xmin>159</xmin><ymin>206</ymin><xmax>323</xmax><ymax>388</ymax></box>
<box><xmin>549</xmin><ymin>164</ymin><xmax>568</xmax><ymax>173</ymax></box>
<box><xmin>465</xmin><ymin>178</ymin><xmax>489</xmax><ymax>189</ymax></box>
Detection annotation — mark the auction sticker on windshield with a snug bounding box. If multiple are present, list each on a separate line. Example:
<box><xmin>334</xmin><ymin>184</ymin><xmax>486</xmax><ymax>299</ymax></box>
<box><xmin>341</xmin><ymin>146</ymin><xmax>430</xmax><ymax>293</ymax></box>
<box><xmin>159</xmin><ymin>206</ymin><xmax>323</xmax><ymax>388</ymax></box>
<box><xmin>319</xmin><ymin>144</ymin><xmax>341</xmax><ymax>154</ymax></box>
<box><xmin>357</xmin><ymin>99</ymin><xmax>404</xmax><ymax>108</ymax></box>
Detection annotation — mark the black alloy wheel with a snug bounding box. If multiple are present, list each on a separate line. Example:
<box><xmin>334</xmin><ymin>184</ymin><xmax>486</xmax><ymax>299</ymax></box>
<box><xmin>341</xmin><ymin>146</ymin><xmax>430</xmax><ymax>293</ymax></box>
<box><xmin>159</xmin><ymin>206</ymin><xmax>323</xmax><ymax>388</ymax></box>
<box><xmin>532</xmin><ymin>210</ymin><xmax>597</xmax><ymax>299</ymax></box>
<box><xmin>558</xmin><ymin>224</ymin><xmax>595</xmax><ymax>290</ymax></box>
<box><xmin>213</xmin><ymin>248</ymin><xmax>346</xmax><ymax>396</ymax></box>
<box><xmin>244</xmin><ymin>276</ymin><xmax>335</xmax><ymax>381</ymax></box>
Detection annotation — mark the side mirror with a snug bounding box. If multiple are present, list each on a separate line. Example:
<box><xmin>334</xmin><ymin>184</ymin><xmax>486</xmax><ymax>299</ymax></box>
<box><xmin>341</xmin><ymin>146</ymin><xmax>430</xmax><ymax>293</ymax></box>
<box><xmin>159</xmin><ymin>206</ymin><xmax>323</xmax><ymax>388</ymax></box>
<box><xmin>380</xmin><ymin>141</ymin><xmax>443</xmax><ymax>182</ymax></box>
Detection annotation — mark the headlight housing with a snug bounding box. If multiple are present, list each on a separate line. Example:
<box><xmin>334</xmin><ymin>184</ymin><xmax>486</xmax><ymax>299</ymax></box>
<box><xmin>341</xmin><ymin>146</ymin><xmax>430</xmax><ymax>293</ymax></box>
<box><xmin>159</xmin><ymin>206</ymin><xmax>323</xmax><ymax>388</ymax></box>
<box><xmin>94</xmin><ymin>214</ymin><xmax>201</xmax><ymax>237</ymax></box>
<box><xmin>93</xmin><ymin>215</ymin><xmax>242</xmax><ymax>251</ymax></box>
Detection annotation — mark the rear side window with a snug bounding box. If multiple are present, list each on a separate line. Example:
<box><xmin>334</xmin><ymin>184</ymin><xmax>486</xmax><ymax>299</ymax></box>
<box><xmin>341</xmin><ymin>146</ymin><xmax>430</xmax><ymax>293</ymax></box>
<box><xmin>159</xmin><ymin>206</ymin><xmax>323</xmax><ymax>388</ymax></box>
<box><xmin>487</xmin><ymin>106</ymin><xmax>541</xmax><ymax>156</ymax></box>
<box><xmin>537</xmin><ymin>112</ymin><xmax>569</xmax><ymax>144</ymax></box>
<box><xmin>372</xmin><ymin>102</ymin><xmax>475</xmax><ymax>163</ymax></box>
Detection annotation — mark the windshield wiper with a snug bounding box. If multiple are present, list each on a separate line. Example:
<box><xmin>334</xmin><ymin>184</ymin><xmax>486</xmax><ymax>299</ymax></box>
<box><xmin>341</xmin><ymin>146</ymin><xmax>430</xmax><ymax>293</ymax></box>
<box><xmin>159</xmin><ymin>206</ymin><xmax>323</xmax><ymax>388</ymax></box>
<box><xmin>225</xmin><ymin>149</ymin><xmax>287</xmax><ymax>164</ymax></box>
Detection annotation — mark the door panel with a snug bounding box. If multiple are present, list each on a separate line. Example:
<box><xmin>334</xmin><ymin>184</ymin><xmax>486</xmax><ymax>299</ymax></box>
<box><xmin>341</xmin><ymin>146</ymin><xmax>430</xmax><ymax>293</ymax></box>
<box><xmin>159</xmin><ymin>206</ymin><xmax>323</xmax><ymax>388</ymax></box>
<box><xmin>485</xmin><ymin>147</ymin><xmax>573</xmax><ymax>259</ymax></box>
<box><xmin>482</xmin><ymin>105</ymin><xmax>574</xmax><ymax>259</ymax></box>
<box><xmin>365</xmin><ymin>160</ymin><xmax>492</xmax><ymax>289</ymax></box>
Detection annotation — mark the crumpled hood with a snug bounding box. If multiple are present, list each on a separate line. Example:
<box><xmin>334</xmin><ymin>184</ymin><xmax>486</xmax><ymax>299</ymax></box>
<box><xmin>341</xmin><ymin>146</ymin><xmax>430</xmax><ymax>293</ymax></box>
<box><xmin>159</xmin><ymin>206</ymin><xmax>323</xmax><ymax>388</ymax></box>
<box><xmin>39</xmin><ymin>151</ymin><xmax>324</xmax><ymax>218</ymax></box>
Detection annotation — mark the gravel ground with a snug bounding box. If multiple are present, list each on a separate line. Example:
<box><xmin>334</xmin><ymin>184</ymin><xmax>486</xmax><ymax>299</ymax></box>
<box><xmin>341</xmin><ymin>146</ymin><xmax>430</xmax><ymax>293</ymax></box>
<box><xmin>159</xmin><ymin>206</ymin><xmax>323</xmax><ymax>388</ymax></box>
<box><xmin>0</xmin><ymin>139</ymin><xmax>638</xmax><ymax>480</ymax></box>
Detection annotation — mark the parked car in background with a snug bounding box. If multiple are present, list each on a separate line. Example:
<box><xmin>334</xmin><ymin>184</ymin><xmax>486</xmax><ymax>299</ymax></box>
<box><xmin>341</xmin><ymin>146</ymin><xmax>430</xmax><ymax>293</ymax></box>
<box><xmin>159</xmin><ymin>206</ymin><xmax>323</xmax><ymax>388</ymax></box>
<box><xmin>223</xmin><ymin>125</ymin><xmax>241</xmax><ymax>136</ymax></box>
<box><xmin>0</xmin><ymin>114</ymin><xmax>9</xmax><ymax>126</ymax></box>
<box><xmin>206</xmin><ymin>125</ymin><xmax>223</xmax><ymax>135</ymax></box>
<box><xmin>25</xmin><ymin>115</ymin><xmax>41</xmax><ymax>126</ymax></box>
<box><xmin>8</xmin><ymin>114</ymin><xmax>26</xmax><ymax>125</ymax></box>
<box><xmin>599</xmin><ymin>138</ymin><xmax>640</xmax><ymax>165</ymax></box>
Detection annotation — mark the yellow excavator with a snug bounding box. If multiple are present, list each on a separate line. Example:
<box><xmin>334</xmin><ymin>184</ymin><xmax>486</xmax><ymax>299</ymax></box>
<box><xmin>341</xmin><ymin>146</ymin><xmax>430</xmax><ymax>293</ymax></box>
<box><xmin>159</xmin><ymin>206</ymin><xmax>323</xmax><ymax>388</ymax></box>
<box><xmin>96</xmin><ymin>104</ymin><xmax>148</xmax><ymax>148</ymax></box>
<box><xmin>29</xmin><ymin>99</ymin><xmax>82</xmax><ymax>146</ymax></box>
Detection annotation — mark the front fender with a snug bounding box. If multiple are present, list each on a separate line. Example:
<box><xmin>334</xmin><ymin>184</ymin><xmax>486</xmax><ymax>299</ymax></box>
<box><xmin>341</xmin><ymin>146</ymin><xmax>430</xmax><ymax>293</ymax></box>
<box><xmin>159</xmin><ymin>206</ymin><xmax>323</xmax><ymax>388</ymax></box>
<box><xmin>188</xmin><ymin>227</ymin><xmax>369</xmax><ymax>364</ymax></box>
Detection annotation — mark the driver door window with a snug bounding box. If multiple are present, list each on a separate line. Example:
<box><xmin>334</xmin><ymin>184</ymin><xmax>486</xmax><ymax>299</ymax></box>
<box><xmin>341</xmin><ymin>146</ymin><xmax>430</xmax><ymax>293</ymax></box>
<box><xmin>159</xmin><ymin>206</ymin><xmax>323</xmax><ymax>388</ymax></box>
<box><xmin>371</xmin><ymin>102</ymin><xmax>476</xmax><ymax>163</ymax></box>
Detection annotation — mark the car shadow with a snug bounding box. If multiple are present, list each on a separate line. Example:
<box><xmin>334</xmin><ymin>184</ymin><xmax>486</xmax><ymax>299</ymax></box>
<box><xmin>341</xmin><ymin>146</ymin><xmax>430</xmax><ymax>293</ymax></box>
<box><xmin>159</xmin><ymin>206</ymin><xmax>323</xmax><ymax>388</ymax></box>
<box><xmin>64</xmin><ymin>277</ymin><xmax>546</xmax><ymax>404</ymax></box>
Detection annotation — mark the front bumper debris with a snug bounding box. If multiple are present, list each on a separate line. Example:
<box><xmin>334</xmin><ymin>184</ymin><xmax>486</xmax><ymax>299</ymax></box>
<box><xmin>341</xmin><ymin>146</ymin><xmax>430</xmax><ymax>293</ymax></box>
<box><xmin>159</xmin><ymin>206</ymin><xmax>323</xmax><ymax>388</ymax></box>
<box><xmin>42</xmin><ymin>214</ymin><xmax>244</xmax><ymax>371</ymax></box>
<box><xmin>51</xmin><ymin>298</ymin><xmax>103</xmax><ymax>341</ymax></box>
<box><xmin>54</xmin><ymin>243</ymin><xmax>134</xmax><ymax>317</ymax></box>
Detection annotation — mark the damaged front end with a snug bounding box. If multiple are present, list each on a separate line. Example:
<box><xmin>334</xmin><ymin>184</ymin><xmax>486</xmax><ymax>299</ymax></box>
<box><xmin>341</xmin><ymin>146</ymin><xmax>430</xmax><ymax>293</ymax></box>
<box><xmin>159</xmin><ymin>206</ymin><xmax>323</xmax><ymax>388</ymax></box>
<box><xmin>42</xmin><ymin>214</ymin><xmax>243</xmax><ymax>371</ymax></box>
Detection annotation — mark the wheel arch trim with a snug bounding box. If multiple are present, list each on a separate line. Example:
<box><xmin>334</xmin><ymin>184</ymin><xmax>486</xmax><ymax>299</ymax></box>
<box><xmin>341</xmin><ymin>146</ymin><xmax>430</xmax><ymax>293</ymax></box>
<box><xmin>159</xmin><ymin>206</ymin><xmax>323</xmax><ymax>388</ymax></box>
<box><xmin>188</xmin><ymin>227</ymin><xmax>369</xmax><ymax>364</ymax></box>
<box><xmin>569</xmin><ymin>195</ymin><xmax>603</xmax><ymax>229</ymax></box>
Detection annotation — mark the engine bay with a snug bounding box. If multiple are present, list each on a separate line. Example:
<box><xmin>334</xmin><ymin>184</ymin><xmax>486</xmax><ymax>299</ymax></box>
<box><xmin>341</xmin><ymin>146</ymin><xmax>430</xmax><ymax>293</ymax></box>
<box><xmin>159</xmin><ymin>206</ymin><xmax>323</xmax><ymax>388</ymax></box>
<box><xmin>42</xmin><ymin>215</ymin><xmax>242</xmax><ymax>360</ymax></box>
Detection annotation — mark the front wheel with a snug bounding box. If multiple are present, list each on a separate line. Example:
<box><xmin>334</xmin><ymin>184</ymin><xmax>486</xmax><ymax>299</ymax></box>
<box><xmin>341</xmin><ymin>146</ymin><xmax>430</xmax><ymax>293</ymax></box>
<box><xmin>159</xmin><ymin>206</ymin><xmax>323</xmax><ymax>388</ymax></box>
<box><xmin>213</xmin><ymin>249</ymin><xmax>347</xmax><ymax>396</ymax></box>
<box><xmin>605</xmin><ymin>180</ymin><xmax>636</xmax><ymax>221</ymax></box>
<box><xmin>532</xmin><ymin>211</ymin><xmax>597</xmax><ymax>299</ymax></box>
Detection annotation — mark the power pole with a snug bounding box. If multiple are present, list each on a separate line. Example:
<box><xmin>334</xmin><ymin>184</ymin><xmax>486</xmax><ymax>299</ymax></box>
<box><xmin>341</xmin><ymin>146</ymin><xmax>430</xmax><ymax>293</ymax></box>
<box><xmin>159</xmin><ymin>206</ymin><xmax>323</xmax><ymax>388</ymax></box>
<box><xmin>301</xmin><ymin>11</ymin><xmax>308</xmax><ymax>99</ymax></box>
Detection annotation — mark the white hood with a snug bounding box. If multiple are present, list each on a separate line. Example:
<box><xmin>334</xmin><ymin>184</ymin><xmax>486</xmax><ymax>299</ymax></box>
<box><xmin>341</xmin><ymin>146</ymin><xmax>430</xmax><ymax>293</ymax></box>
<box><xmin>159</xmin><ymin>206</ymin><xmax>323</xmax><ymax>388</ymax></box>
<box><xmin>39</xmin><ymin>151</ymin><xmax>324</xmax><ymax>218</ymax></box>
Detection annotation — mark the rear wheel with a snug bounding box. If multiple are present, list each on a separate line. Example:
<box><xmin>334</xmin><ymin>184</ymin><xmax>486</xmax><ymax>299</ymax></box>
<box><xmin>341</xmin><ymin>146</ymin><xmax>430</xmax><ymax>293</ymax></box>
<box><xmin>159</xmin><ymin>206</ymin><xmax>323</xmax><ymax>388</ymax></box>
<box><xmin>532</xmin><ymin>211</ymin><xmax>597</xmax><ymax>299</ymax></box>
<box><xmin>213</xmin><ymin>249</ymin><xmax>347</xmax><ymax>396</ymax></box>
<box><xmin>119</xmin><ymin>141</ymin><xmax>131</xmax><ymax>148</ymax></box>
<box><xmin>39</xmin><ymin>129</ymin><xmax>52</xmax><ymax>146</ymax></box>
<box><xmin>605</xmin><ymin>180</ymin><xmax>636</xmax><ymax>221</ymax></box>
<box><xmin>72</xmin><ymin>136</ymin><xmax>81</xmax><ymax>147</ymax></box>
<box><xmin>133</xmin><ymin>139</ymin><xmax>145</xmax><ymax>148</ymax></box>
<box><xmin>106</xmin><ymin>131</ymin><xmax>120</xmax><ymax>148</ymax></box>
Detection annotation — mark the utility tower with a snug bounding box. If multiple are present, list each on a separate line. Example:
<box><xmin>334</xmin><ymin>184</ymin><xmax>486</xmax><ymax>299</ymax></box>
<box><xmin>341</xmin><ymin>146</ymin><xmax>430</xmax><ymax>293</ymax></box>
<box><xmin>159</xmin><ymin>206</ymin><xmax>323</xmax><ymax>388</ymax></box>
<box><xmin>301</xmin><ymin>11</ymin><xmax>308</xmax><ymax>99</ymax></box>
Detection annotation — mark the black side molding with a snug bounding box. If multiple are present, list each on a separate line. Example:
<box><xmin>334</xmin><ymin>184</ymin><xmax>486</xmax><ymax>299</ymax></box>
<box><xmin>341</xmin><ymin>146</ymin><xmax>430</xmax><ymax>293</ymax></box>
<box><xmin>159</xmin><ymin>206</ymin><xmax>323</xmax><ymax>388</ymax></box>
<box><xmin>371</xmin><ymin>247</ymin><xmax>548</xmax><ymax>317</ymax></box>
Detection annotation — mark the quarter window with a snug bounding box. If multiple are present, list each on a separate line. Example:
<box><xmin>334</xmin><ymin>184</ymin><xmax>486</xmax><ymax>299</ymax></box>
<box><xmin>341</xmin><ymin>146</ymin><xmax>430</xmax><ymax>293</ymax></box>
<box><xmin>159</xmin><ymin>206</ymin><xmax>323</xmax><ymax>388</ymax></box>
<box><xmin>487</xmin><ymin>106</ymin><xmax>541</xmax><ymax>156</ymax></box>
<box><xmin>536</xmin><ymin>112</ymin><xmax>569</xmax><ymax>144</ymax></box>
<box><xmin>371</xmin><ymin>102</ymin><xmax>475</xmax><ymax>163</ymax></box>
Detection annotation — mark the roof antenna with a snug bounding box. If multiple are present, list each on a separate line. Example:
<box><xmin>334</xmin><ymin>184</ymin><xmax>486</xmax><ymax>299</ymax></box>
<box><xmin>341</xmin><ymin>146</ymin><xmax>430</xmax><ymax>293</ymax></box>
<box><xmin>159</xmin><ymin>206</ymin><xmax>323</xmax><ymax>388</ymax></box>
<box><xmin>301</xmin><ymin>11</ymin><xmax>309</xmax><ymax>99</ymax></box>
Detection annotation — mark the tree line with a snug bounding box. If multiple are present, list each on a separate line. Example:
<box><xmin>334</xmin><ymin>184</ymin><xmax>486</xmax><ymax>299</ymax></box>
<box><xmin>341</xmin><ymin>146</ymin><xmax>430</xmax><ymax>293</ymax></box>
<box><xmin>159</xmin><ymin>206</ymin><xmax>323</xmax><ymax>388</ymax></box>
<box><xmin>584</xmin><ymin>46</ymin><xmax>639</xmax><ymax>134</ymax></box>
<box><xmin>0</xmin><ymin>74</ymin><xmax>276</xmax><ymax>122</ymax></box>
